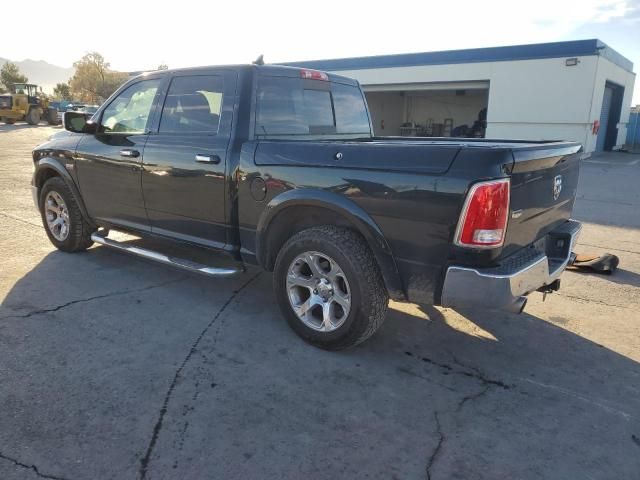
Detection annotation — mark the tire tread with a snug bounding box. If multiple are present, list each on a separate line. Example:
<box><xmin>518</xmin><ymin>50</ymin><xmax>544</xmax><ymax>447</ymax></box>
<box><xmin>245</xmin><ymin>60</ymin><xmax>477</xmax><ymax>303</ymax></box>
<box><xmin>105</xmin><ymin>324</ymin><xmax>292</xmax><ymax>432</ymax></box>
<box><xmin>40</xmin><ymin>177</ymin><xmax>94</xmax><ymax>252</ymax></box>
<box><xmin>274</xmin><ymin>225</ymin><xmax>388</xmax><ymax>349</ymax></box>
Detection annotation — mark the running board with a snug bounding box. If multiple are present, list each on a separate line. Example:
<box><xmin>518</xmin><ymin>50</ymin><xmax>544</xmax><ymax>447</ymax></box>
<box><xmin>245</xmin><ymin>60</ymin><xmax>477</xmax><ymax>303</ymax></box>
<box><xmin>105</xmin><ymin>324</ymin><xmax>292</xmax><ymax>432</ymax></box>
<box><xmin>91</xmin><ymin>233</ymin><xmax>241</xmax><ymax>277</ymax></box>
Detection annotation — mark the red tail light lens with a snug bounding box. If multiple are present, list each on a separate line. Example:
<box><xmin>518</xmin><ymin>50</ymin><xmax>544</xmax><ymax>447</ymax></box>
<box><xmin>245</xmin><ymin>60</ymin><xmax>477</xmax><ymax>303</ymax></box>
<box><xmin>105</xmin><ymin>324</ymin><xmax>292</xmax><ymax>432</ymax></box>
<box><xmin>454</xmin><ymin>178</ymin><xmax>510</xmax><ymax>248</ymax></box>
<box><xmin>300</xmin><ymin>69</ymin><xmax>329</xmax><ymax>81</ymax></box>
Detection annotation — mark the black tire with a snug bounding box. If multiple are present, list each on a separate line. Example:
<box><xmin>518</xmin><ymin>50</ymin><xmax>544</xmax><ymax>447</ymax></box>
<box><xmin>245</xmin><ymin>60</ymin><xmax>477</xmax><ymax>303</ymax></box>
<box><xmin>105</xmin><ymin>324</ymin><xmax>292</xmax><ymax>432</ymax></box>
<box><xmin>46</xmin><ymin>108</ymin><xmax>59</xmax><ymax>125</ymax></box>
<box><xmin>26</xmin><ymin>108</ymin><xmax>40</xmax><ymax>125</ymax></box>
<box><xmin>3</xmin><ymin>117</ymin><xmax>15</xmax><ymax>125</ymax></box>
<box><xmin>274</xmin><ymin>226</ymin><xmax>389</xmax><ymax>350</ymax></box>
<box><xmin>39</xmin><ymin>177</ymin><xmax>95</xmax><ymax>252</ymax></box>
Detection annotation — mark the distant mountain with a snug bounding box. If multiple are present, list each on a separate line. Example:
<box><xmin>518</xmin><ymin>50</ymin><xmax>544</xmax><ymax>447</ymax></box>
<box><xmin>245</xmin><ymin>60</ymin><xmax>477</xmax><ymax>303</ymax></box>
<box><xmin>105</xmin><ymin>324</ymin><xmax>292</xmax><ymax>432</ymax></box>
<box><xmin>0</xmin><ymin>58</ymin><xmax>73</xmax><ymax>94</ymax></box>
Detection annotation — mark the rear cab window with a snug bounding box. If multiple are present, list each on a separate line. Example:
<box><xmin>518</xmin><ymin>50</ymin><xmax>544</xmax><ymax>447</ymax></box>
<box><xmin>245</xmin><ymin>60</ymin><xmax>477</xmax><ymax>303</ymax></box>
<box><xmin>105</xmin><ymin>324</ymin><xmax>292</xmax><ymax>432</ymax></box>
<box><xmin>255</xmin><ymin>74</ymin><xmax>372</xmax><ymax>139</ymax></box>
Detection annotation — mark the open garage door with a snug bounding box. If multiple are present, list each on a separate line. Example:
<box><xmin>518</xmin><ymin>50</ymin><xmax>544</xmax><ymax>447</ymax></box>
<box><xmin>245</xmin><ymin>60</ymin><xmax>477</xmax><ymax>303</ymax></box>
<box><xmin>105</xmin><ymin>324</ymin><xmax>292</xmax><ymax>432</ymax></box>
<box><xmin>363</xmin><ymin>82</ymin><xmax>489</xmax><ymax>137</ymax></box>
<box><xmin>596</xmin><ymin>81</ymin><xmax>624</xmax><ymax>152</ymax></box>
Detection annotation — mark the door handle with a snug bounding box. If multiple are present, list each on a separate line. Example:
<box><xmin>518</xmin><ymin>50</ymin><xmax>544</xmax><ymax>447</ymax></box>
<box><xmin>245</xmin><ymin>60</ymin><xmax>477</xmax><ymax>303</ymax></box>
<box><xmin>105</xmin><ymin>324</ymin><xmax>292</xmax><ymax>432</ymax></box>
<box><xmin>120</xmin><ymin>149</ymin><xmax>140</xmax><ymax>158</ymax></box>
<box><xmin>195</xmin><ymin>154</ymin><xmax>221</xmax><ymax>164</ymax></box>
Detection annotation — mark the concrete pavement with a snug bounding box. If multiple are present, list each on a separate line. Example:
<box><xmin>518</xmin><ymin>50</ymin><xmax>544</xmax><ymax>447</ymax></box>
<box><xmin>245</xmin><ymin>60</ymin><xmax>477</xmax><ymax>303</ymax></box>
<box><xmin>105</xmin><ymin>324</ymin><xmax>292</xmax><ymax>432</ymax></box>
<box><xmin>1</xmin><ymin>124</ymin><xmax>639</xmax><ymax>479</ymax></box>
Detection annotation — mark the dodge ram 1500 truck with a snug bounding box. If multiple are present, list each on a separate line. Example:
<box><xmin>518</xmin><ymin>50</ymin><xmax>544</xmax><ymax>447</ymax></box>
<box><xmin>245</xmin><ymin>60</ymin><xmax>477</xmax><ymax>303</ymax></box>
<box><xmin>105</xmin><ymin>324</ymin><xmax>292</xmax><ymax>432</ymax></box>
<box><xmin>32</xmin><ymin>64</ymin><xmax>582</xmax><ymax>350</ymax></box>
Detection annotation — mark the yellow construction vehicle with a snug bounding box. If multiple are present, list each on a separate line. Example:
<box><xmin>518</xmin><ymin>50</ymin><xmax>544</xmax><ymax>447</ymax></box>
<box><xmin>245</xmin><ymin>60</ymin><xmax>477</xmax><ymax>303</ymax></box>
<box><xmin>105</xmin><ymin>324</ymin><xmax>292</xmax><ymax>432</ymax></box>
<box><xmin>0</xmin><ymin>83</ymin><xmax>58</xmax><ymax>125</ymax></box>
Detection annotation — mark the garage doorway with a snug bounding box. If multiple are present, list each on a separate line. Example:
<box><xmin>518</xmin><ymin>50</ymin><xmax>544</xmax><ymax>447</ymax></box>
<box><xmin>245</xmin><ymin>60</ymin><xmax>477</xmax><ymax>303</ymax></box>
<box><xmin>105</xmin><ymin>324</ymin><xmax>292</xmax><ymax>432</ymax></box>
<box><xmin>364</xmin><ymin>83</ymin><xmax>489</xmax><ymax>138</ymax></box>
<box><xmin>596</xmin><ymin>81</ymin><xmax>625</xmax><ymax>152</ymax></box>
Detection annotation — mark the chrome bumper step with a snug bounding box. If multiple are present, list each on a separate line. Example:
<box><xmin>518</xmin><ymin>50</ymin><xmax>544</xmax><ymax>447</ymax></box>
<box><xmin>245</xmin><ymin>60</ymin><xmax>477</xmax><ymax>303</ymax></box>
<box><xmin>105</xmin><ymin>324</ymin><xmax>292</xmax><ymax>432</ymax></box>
<box><xmin>91</xmin><ymin>232</ymin><xmax>242</xmax><ymax>277</ymax></box>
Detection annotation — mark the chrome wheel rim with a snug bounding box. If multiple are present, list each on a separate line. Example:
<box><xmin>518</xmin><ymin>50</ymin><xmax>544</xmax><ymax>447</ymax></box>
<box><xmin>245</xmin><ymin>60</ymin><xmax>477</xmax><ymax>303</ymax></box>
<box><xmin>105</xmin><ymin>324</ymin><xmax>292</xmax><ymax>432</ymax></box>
<box><xmin>44</xmin><ymin>191</ymin><xmax>70</xmax><ymax>241</ymax></box>
<box><xmin>286</xmin><ymin>251</ymin><xmax>351</xmax><ymax>332</ymax></box>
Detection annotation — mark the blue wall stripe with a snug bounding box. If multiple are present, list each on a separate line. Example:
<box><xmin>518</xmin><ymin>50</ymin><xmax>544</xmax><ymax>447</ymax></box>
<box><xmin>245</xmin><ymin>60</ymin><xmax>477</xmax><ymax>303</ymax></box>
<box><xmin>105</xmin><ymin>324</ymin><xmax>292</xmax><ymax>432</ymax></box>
<box><xmin>282</xmin><ymin>39</ymin><xmax>634</xmax><ymax>73</ymax></box>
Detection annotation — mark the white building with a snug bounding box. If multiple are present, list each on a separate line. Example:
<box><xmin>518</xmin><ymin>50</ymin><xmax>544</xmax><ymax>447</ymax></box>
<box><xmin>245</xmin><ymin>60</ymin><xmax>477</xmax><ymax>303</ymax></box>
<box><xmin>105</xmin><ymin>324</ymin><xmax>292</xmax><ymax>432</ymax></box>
<box><xmin>286</xmin><ymin>40</ymin><xmax>636</xmax><ymax>154</ymax></box>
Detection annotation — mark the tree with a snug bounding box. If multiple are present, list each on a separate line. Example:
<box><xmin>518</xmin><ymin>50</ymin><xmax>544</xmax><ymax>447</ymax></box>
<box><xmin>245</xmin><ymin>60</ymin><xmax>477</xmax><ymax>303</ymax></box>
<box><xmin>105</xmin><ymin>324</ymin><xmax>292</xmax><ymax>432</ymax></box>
<box><xmin>0</xmin><ymin>62</ymin><xmax>28</xmax><ymax>93</ymax></box>
<box><xmin>53</xmin><ymin>82</ymin><xmax>72</xmax><ymax>100</ymax></box>
<box><xmin>157</xmin><ymin>64</ymin><xmax>168</xmax><ymax>70</ymax></box>
<box><xmin>69</xmin><ymin>52</ymin><xmax>128</xmax><ymax>104</ymax></box>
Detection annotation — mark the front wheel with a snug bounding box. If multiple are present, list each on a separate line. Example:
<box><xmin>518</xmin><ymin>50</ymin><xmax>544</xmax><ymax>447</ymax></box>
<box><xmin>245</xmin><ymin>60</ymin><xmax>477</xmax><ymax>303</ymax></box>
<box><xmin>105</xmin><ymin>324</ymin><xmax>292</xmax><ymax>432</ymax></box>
<box><xmin>26</xmin><ymin>108</ymin><xmax>41</xmax><ymax>125</ymax></box>
<box><xmin>274</xmin><ymin>226</ymin><xmax>389</xmax><ymax>350</ymax></box>
<box><xmin>39</xmin><ymin>177</ymin><xmax>95</xmax><ymax>252</ymax></box>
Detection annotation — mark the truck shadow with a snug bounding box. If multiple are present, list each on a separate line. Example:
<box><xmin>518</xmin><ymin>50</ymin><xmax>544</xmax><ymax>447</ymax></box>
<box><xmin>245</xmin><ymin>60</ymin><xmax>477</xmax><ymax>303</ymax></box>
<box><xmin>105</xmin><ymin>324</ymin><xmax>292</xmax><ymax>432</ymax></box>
<box><xmin>1</xmin><ymin>249</ymin><xmax>639</xmax><ymax>478</ymax></box>
<box><xmin>376</xmin><ymin>301</ymin><xmax>640</xmax><ymax>396</ymax></box>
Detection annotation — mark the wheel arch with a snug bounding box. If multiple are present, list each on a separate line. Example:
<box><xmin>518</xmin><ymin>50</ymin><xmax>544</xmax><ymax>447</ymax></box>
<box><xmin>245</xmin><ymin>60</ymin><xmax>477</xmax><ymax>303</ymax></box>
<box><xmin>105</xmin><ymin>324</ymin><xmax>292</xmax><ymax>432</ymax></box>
<box><xmin>34</xmin><ymin>158</ymin><xmax>95</xmax><ymax>227</ymax></box>
<box><xmin>256</xmin><ymin>189</ymin><xmax>405</xmax><ymax>300</ymax></box>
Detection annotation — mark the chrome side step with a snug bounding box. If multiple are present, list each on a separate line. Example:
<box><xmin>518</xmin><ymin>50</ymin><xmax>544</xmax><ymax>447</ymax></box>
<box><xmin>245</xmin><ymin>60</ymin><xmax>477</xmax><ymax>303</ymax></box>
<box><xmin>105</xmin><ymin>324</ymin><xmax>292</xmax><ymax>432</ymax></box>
<box><xmin>91</xmin><ymin>232</ymin><xmax>241</xmax><ymax>277</ymax></box>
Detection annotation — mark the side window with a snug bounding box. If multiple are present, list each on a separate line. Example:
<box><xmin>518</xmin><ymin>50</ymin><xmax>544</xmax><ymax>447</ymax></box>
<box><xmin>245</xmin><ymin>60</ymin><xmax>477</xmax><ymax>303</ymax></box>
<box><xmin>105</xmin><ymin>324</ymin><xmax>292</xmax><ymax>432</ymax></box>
<box><xmin>159</xmin><ymin>75</ymin><xmax>223</xmax><ymax>134</ymax></box>
<box><xmin>101</xmin><ymin>79</ymin><xmax>161</xmax><ymax>134</ymax></box>
<box><xmin>332</xmin><ymin>83</ymin><xmax>371</xmax><ymax>134</ymax></box>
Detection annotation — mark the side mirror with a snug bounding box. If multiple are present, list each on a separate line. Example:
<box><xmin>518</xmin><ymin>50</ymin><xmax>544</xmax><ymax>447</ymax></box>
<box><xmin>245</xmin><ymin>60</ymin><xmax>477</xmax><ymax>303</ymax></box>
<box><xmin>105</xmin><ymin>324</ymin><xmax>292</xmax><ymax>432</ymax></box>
<box><xmin>64</xmin><ymin>111</ymin><xmax>97</xmax><ymax>134</ymax></box>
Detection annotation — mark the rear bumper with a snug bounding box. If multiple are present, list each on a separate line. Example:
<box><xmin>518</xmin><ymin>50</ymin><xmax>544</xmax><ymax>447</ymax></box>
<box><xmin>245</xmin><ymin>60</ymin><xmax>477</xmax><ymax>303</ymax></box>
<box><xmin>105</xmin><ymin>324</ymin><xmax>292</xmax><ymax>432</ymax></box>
<box><xmin>441</xmin><ymin>219</ymin><xmax>581</xmax><ymax>312</ymax></box>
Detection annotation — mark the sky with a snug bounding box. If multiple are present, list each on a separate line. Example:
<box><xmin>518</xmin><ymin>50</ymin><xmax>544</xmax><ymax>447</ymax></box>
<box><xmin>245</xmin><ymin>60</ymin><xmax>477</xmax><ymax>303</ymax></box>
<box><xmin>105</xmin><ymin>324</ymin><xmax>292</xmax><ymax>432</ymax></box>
<box><xmin>3</xmin><ymin>0</ymin><xmax>640</xmax><ymax>103</ymax></box>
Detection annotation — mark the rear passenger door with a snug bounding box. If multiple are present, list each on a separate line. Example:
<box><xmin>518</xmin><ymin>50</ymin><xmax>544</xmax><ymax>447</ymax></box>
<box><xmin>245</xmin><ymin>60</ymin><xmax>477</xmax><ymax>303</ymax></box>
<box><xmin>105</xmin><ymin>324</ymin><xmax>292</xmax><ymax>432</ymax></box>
<box><xmin>141</xmin><ymin>71</ymin><xmax>237</xmax><ymax>249</ymax></box>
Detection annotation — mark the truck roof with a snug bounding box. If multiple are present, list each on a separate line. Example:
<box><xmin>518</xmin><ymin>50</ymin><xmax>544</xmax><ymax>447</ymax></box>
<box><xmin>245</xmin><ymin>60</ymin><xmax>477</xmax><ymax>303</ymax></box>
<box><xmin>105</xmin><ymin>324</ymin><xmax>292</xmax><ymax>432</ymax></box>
<box><xmin>136</xmin><ymin>64</ymin><xmax>359</xmax><ymax>86</ymax></box>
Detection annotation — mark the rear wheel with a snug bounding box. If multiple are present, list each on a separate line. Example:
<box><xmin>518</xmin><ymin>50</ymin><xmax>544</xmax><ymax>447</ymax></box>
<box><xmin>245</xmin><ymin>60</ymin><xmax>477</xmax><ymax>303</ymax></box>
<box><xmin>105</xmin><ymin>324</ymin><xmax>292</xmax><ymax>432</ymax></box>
<box><xmin>39</xmin><ymin>177</ymin><xmax>95</xmax><ymax>252</ymax></box>
<box><xmin>2</xmin><ymin>117</ymin><xmax>15</xmax><ymax>125</ymax></box>
<box><xmin>26</xmin><ymin>108</ymin><xmax>40</xmax><ymax>125</ymax></box>
<box><xmin>274</xmin><ymin>226</ymin><xmax>388</xmax><ymax>350</ymax></box>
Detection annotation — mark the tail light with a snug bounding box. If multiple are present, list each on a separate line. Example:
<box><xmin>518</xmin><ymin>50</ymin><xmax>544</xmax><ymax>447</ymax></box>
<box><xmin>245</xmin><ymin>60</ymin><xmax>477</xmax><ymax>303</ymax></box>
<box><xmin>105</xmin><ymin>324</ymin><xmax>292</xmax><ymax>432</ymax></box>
<box><xmin>454</xmin><ymin>178</ymin><xmax>510</xmax><ymax>248</ymax></box>
<box><xmin>300</xmin><ymin>69</ymin><xmax>329</xmax><ymax>81</ymax></box>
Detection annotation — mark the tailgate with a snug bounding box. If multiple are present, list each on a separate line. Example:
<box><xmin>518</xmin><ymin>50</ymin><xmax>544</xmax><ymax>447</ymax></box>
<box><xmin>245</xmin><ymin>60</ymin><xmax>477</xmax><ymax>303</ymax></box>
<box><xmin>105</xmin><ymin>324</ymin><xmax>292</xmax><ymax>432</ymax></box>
<box><xmin>503</xmin><ymin>144</ymin><xmax>582</xmax><ymax>255</ymax></box>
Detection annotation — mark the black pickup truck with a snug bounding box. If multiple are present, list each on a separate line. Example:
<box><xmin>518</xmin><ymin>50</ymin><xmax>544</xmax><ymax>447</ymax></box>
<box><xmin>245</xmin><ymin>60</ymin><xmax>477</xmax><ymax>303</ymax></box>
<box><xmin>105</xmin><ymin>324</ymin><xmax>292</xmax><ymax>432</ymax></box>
<box><xmin>32</xmin><ymin>64</ymin><xmax>582</xmax><ymax>349</ymax></box>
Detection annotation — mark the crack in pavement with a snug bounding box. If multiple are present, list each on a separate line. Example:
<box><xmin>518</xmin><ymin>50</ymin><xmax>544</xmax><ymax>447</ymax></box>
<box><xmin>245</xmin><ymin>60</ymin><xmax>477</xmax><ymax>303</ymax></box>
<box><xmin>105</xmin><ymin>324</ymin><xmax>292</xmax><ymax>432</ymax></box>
<box><xmin>0</xmin><ymin>211</ymin><xmax>42</xmax><ymax>228</ymax></box>
<box><xmin>424</xmin><ymin>384</ymin><xmax>497</xmax><ymax>480</ymax></box>
<box><xmin>577</xmin><ymin>242</ymin><xmax>640</xmax><ymax>255</ymax></box>
<box><xmin>138</xmin><ymin>272</ymin><xmax>261</xmax><ymax>480</ymax></box>
<box><xmin>404</xmin><ymin>351</ymin><xmax>512</xmax><ymax>390</ymax></box>
<box><xmin>521</xmin><ymin>378</ymin><xmax>634</xmax><ymax>421</ymax></box>
<box><xmin>456</xmin><ymin>385</ymin><xmax>491</xmax><ymax>413</ymax></box>
<box><xmin>425</xmin><ymin>411</ymin><xmax>444</xmax><ymax>480</ymax></box>
<box><xmin>450</xmin><ymin>353</ymin><xmax>512</xmax><ymax>390</ymax></box>
<box><xmin>0</xmin><ymin>278</ymin><xmax>185</xmax><ymax>320</ymax></box>
<box><xmin>555</xmin><ymin>292</ymin><xmax>633</xmax><ymax>310</ymax></box>
<box><xmin>396</xmin><ymin>367</ymin><xmax>458</xmax><ymax>393</ymax></box>
<box><xmin>0</xmin><ymin>451</ymin><xmax>71</xmax><ymax>480</ymax></box>
<box><xmin>408</xmin><ymin>352</ymin><xmax>511</xmax><ymax>480</ymax></box>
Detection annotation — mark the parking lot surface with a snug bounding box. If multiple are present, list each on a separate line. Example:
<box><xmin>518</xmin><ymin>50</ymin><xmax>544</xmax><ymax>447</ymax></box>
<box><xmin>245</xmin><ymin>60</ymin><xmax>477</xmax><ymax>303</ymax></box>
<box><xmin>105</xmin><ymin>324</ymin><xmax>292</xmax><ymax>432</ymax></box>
<box><xmin>1</xmin><ymin>123</ymin><xmax>639</xmax><ymax>480</ymax></box>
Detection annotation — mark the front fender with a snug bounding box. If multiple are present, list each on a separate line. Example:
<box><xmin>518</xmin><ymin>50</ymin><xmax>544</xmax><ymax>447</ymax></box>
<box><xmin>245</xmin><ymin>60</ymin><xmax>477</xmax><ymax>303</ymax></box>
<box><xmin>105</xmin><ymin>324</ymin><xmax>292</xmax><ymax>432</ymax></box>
<box><xmin>33</xmin><ymin>157</ymin><xmax>94</xmax><ymax>227</ymax></box>
<box><xmin>257</xmin><ymin>188</ymin><xmax>405</xmax><ymax>300</ymax></box>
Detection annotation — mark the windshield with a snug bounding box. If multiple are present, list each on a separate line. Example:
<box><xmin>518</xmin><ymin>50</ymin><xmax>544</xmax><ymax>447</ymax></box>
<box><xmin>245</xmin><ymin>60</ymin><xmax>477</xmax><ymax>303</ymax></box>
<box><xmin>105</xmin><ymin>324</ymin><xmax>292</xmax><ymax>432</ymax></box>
<box><xmin>256</xmin><ymin>76</ymin><xmax>371</xmax><ymax>138</ymax></box>
<box><xmin>80</xmin><ymin>106</ymin><xmax>99</xmax><ymax>114</ymax></box>
<box><xmin>13</xmin><ymin>83</ymin><xmax>28</xmax><ymax>94</ymax></box>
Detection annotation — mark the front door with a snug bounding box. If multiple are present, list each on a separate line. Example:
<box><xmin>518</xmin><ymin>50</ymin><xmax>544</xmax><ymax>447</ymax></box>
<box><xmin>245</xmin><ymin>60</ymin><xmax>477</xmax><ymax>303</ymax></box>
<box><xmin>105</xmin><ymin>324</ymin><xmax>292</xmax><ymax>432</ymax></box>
<box><xmin>141</xmin><ymin>72</ymin><xmax>236</xmax><ymax>249</ymax></box>
<box><xmin>74</xmin><ymin>77</ymin><xmax>163</xmax><ymax>231</ymax></box>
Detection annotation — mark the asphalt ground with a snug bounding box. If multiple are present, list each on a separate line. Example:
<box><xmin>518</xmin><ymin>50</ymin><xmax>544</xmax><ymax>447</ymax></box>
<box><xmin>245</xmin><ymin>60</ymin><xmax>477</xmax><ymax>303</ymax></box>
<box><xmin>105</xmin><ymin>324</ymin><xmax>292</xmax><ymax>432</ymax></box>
<box><xmin>1</xmin><ymin>122</ymin><xmax>639</xmax><ymax>479</ymax></box>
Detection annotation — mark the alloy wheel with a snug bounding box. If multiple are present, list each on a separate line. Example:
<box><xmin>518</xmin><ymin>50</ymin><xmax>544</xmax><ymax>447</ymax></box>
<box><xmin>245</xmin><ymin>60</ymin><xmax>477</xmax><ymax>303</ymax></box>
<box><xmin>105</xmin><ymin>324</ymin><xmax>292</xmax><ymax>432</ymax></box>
<box><xmin>44</xmin><ymin>191</ymin><xmax>70</xmax><ymax>241</ymax></box>
<box><xmin>286</xmin><ymin>251</ymin><xmax>351</xmax><ymax>332</ymax></box>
